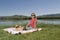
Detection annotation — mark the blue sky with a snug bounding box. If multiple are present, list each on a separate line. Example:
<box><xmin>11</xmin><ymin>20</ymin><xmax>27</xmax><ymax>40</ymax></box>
<box><xmin>0</xmin><ymin>0</ymin><xmax>60</xmax><ymax>16</ymax></box>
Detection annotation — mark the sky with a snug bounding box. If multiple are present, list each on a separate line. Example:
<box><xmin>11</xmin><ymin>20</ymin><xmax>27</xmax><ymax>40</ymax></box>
<box><xmin>0</xmin><ymin>0</ymin><xmax>60</xmax><ymax>16</ymax></box>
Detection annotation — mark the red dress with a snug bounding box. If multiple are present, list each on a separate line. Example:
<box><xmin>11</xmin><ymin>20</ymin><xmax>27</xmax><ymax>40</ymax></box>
<box><xmin>30</xmin><ymin>18</ymin><xmax>37</xmax><ymax>28</ymax></box>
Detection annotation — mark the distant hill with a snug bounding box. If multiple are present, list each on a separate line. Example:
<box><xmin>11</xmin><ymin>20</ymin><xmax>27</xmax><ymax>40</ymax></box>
<box><xmin>41</xmin><ymin>13</ymin><xmax>60</xmax><ymax>17</ymax></box>
<box><xmin>0</xmin><ymin>13</ymin><xmax>60</xmax><ymax>20</ymax></box>
<box><xmin>0</xmin><ymin>15</ymin><xmax>30</xmax><ymax>20</ymax></box>
<box><xmin>12</xmin><ymin>15</ymin><xmax>28</xmax><ymax>17</ymax></box>
<box><xmin>37</xmin><ymin>13</ymin><xmax>60</xmax><ymax>19</ymax></box>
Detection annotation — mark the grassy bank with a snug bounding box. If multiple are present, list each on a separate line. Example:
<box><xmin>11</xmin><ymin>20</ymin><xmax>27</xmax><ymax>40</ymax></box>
<box><xmin>0</xmin><ymin>23</ymin><xmax>60</xmax><ymax>40</ymax></box>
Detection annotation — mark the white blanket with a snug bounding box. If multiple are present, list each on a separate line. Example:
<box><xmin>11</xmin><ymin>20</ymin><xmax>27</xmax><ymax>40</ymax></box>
<box><xmin>3</xmin><ymin>28</ymin><xmax>42</xmax><ymax>34</ymax></box>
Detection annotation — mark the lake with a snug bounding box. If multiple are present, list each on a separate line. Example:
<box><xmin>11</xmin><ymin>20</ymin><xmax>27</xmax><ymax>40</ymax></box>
<box><xmin>0</xmin><ymin>19</ymin><xmax>60</xmax><ymax>26</ymax></box>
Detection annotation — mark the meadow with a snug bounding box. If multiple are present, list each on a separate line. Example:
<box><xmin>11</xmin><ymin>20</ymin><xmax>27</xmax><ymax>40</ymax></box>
<box><xmin>0</xmin><ymin>23</ymin><xmax>60</xmax><ymax>40</ymax></box>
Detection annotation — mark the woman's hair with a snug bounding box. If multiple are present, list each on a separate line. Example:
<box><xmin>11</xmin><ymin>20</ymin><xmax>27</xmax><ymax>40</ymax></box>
<box><xmin>31</xmin><ymin>13</ymin><xmax>37</xmax><ymax>18</ymax></box>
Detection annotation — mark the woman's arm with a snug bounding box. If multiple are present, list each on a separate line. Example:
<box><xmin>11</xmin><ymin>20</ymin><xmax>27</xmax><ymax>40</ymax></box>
<box><xmin>26</xmin><ymin>22</ymin><xmax>30</xmax><ymax>27</ymax></box>
<box><xmin>26</xmin><ymin>22</ymin><xmax>30</xmax><ymax>29</ymax></box>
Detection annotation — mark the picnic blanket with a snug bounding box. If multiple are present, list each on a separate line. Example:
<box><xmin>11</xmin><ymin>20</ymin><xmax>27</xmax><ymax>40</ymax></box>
<box><xmin>3</xmin><ymin>28</ymin><xmax>42</xmax><ymax>34</ymax></box>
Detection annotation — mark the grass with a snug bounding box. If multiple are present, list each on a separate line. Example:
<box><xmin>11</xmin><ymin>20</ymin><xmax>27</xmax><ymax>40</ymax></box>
<box><xmin>0</xmin><ymin>23</ymin><xmax>60</xmax><ymax>40</ymax></box>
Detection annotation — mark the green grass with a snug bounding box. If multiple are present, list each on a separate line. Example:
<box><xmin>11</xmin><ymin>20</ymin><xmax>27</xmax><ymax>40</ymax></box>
<box><xmin>0</xmin><ymin>23</ymin><xmax>60</xmax><ymax>40</ymax></box>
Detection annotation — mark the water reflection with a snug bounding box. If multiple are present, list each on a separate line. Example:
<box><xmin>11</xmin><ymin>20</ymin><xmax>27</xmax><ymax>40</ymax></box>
<box><xmin>0</xmin><ymin>19</ymin><xmax>60</xmax><ymax>26</ymax></box>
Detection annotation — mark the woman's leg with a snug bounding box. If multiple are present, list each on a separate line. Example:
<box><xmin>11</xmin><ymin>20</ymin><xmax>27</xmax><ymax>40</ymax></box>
<box><xmin>16</xmin><ymin>26</ymin><xmax>23</xmax><ymax>31</ymax></box>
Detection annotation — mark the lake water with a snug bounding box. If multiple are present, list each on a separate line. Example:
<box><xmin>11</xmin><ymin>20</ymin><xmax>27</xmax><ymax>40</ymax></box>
<box><xmin>0</xmin><ymin>19</ymin><xmax>60</xmax><ymax>26</ymax></box>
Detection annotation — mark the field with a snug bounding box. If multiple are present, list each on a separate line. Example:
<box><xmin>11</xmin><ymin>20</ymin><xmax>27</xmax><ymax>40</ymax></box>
<box><xmin>0</xmin><ymin>23</ymin><xmax>60</xmax><ymax>40</ymax></box>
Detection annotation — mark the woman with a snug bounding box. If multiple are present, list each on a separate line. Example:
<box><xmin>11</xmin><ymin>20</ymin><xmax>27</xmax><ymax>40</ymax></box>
<box><xmin>26</xmin><ymin>13</ymin><xmax>37</xmax><ymax>30</ymax></box>
<box><xmin>15</xmin><ymin>13</ymin><xmax>37</xmax><ymax>30</ymax></box>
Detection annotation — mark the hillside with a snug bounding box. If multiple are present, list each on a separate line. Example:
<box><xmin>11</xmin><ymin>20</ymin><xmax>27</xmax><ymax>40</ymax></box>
<box><xmin>42</xmin><ymin>13</ymin><xmax>60</xmax><ymax>17</ymax></box>
<box><xmin>37</xmin><ymin>13</ymin><xmax>60</xmax><ymax>19</ymax></box>
<box><xmin>0</xmin><ymin>13</ymin><xmax>60</xmax><ymax>20</ymax></box>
